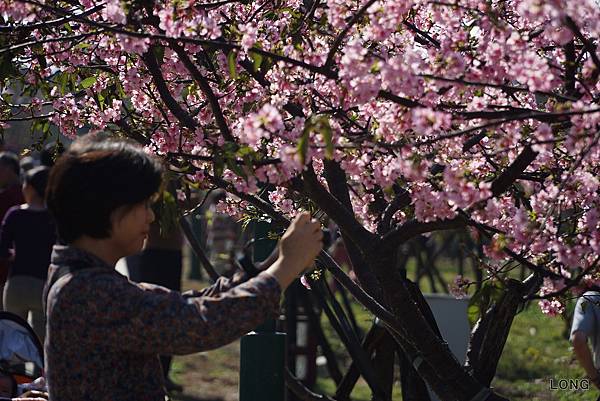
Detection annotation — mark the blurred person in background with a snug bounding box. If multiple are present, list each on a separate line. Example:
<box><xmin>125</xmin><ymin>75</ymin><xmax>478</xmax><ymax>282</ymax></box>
<box><xmin>19</xmin><ymin>156</ymin><xmax>38</xmax><ymax>175</ymax></box>
<box><xmin>126</xmin><ymin>196</ymin><xmax>184</xmax><ymax>392</ymax></box>
<box><xmin>0</xmin><ymin>152</ymin><xmax>24</xmax><ymax>310</ymax></box>
<box><xmin>0</xmin><ymin>166</ymin><xmax>56</xmax><ymax>341</ymax></box>
<box><xmin>40</xmin><ymin>142</ymin><xmax>65</xmax><ymax>168</ymax></box>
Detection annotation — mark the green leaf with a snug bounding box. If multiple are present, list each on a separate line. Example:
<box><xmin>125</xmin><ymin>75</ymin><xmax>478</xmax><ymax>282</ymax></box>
<box><xmin>116</xmin><ymin>82</ymin><xmax>126</xmax><ymax>98</ymax></box>
<box><xmin>297</xmin><ymin>124</ymin><xmax>310</xmax><ymax>165</ymax></box>
<box><xmin>317</xmin><ymin>117</ymin><xmax>333</xmax><ymax>159</ymax></box>
<box><xmin>213</xmin><ymin>153</ymin><xmax>224</xmax><ymax>178</ymax></box>
<box><xmin>467</xmin><ymin>303</ymin><xmax>481</xmax><ymax>327</ymax></box>
<box><xmin>80</xmin><ymin>76</ymin><xmax>97</xmax><ymax>89</ymax></box>
<box><xmin>153</xmin><ymin>46</ymin><xmax>165</xmax><ymax>64</ymax></box>
<box><xmin>97</xmin><ymin>92</ymin><xmax>105</xmax><ymax>109</ymax></box>
<box><xmin>249</xmin><ymin>51</ymin><xmax>263</xmax><ymax>72</ymax></box>
<box><xmin>237</xmin><ymin>145</ymin><xmax>254</xmax><ymax>157</ymax></box>
<box><xmin>242</xmin><ymin>153</ymin><xmax>254</xmax><ymax>173</ymax></box>
<box><xmin>226</xmin><ymin>156</ymin><xmax>247</xmax><ymax>180</ymax></box>
<box><xmin>227</xmin><ymin>51</ymin><xmax>238</xmax><ymax>79</ymax></box>
<box><xmin>467</xmin><ymin>281</ymin><xmax>505</xmax><ymax>327</ymax></box>
<box><xmin>297</xmin><ymin>116</ymin><xmax>333</xmax><ymax>163</ymax></box>
<box><xmin>159</xmin><ymin>190</ymin><xmax>180</xmax><ymax>236</ymax></box>
<box><xmin>222</xmin><ymin>141</ymin><xmax>239</xmax><ymax>155</ymax></box>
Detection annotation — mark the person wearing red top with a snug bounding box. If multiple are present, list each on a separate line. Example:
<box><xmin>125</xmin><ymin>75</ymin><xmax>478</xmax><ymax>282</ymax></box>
<box><xmin>0</xmin><ymin>152</ymin><xmax>24</xmax><ymax>309</ymax></box>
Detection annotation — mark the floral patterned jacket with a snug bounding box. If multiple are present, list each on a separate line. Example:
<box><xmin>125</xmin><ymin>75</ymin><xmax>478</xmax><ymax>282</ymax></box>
<box><xmin>44</xmin><ymin>245</ymin><xmax>281</xmax><ymax>401</ymax></box>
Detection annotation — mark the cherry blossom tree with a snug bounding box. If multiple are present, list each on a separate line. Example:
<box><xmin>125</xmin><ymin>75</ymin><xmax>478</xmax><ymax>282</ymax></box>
<box><xmin>1</xmin><ymin>0</ymin><xmax>600</xmax><ymax>400</ymax></box>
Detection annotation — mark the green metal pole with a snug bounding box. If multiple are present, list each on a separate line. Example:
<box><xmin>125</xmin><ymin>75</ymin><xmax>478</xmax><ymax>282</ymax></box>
<box><xmin>239</xmin><ymin>220</ymin><xmax>286</xmax><ymax>401</ymax></box>
<box><xmin>187</xmin><ymin>213</ymin><xmax>203</xmax><ymax>281</ymax></box>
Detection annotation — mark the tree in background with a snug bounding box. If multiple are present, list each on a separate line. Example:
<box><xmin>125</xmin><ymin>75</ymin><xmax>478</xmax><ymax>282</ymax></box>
<box><xmin>1</xmin><ymin>1</ymin><xmax>600</xmax><ymax>400</ymax></box>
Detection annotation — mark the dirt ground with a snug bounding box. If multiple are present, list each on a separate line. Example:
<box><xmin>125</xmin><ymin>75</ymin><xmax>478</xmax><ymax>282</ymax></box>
<box><xmin>169</xmin><ymin>267</ymin><xmax>242</xmax><ymax>401</ymax></box>
<box><xmin>170</xmin><ymin>341</ymin><xmax>241</xmax><ymax>401</ymax></box>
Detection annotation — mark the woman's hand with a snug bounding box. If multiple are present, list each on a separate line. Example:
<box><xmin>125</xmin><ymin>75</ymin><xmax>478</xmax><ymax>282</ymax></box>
<box><xmin>265</xmin><ymin>213</ymin><xmax>323</xmax><ymax>289</ymax></box>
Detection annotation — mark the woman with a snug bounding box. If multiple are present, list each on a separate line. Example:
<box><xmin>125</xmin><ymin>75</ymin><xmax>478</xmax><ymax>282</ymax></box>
<box><xmin>0</xmin><ymin>166</ymin><xmax>55</xmax><ymax>341</ymax></box>
<box><xmin>44</xmin><ymin>134</ymin><xmax>323</xmax><ymax>401</ymax></box>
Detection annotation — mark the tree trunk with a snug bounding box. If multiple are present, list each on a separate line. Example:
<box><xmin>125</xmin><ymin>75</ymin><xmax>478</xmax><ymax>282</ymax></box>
<box><xmin>465</xmin><ymin>276</ymin><xmax>541</xmax><ymax>386</ymax></box>
<box><xmin>367</xmin><ymin>249</ymin><xmax>509</xmax><ymax>401</ymax></box>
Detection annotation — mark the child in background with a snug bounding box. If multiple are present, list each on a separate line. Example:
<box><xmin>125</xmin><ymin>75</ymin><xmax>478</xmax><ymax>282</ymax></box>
<box><xmin>0</xmin><ymin>166</ymin><xmax>56</xmax><ymax>341</ymax></box>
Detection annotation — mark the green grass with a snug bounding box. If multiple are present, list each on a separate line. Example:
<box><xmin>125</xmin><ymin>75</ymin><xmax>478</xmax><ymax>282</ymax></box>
<box><xmin>493</xmin><ymin>303</ymin><xmax>597</xmax><ymax>401</ymax></box>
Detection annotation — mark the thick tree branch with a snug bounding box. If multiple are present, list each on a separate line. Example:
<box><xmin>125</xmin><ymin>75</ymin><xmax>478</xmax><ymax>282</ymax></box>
<box><xmin>179</xmin><ymin>216</ymin><xmax>220</xmax><ymax>281</ymax></box>
<box><xmin>171</xmin><ymin>43</ymin><xmax>235</xmax><ymax>142</ymax></box>
<box><xmin>416</xmin><ymin>108</ymin><xmax>600</xmax><ymax>147</ymax></box>
<box><xmin>316</xmin><ymin>252</ymin><xmax>399</xmax><ymax>331</ymax></box>
<box><xmin>301</xmin><ymin>166</ymin><xmax>377</xmax><ymax>252</ymax></box>
<box><xmin>377</xmin><ymin>90</ymin><xmax>423</xmax><ymax>108</ymax></box>
<box><xmin>378</xmin><ymin>216</ymin><xmax>468</xmax><ymax>254</ymax></box>
<box><xmin>142</xmin><ymin>48</ymin><xmax>197</xmax><ymax>131</ymax></box>
<box><xmin>419</xmin><ymin>74</ymin><xmax>578</xmax><ymax>102</ymax></box>
<box><xmin>168</xmin><ymin>152</ymin><xmax>281</xmax><ymax>166</ymax></box>
<box><xmin>322</xmin><ymin>160</ymin><xmax>383</xmax><ymax>296</ymax></box>
<box><xmin>490</xmin><ymin>145</ymin><xmax>537</xmax><ymax>197</ymax></box>
<box><xmin>377</xmin><ymin>187</ymin><xmax>411</xmax><ymax>234</ymax></box>
<box><xmin>563</xmin><ymin>40</ymin><xmax>578</xmax><ymax>98</ymax></box>
<box><xmin>402</xmin><ymin>20</ymin><xmax>440</xmax><ymax>49</ymax></box>
<box><xmin>465</xmin><ymin>275</ymin><xmax>542</xmax><ymax>385</ymax></box>
<box><xmin>564</xmin><ymin>16</ymin><xmax>600</xmax><ymax>76</ymax></box>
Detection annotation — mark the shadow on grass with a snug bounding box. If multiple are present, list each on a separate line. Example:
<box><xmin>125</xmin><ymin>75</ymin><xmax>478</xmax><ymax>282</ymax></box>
<box><xmin>171</xmin><ymin>394</ymin><xmax>223</xmax><ymax>401</ymax></box>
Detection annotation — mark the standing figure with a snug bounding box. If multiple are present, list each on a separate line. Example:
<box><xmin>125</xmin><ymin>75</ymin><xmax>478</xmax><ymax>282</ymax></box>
<box><xmin>126</xmin><ymin>203</ymin><xmax>184</xmax><ymax>392</ymax></box>
<box><xmin>571</xmin><ymin>289</ymin><xmax>600</xmax><ymax>393</ymax></box>
<box><xmin>0</xmin><ymin>166</ymin><xmax>56</xmax><ymax>341</ymax></box>
<box><xmin>0</xmin><ymin>152</ymin><xmax>24</xmax><ymax>310</ymax></box>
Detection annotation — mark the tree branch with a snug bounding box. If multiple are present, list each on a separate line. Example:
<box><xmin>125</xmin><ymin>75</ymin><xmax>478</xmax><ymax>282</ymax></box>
<box><xmin>179</xmin><ymin>216</ymin><xmax>220</xmax><ymax>281</ymax></box>
<box><xmin>490</xmin><ymin>145</ymin><xmax>537</xmax><ymax>197</ymax></box>
<box><xmin>564</xmin><ymin>16</ymin><xmax>600</xmax><ymax>76</ymax></box>
<box><xmin>171</xmin><ymin>43</ymin><xmax>235</xmax><ymax>142</ymax></box>
<box><xmin>324</xmin><ymin>0</ymin><xmax>377</xmax><ymax>69</ymax></box>
<box><xmin>378</xmin><ymin>217</ymin><xmax>468</xmax><ymax>253</ymax></box>
<box><xmin>301</xmin><ymin>166</ymin><xmax>377</xmax><ymax>252</ymax></box>
<box><xmin>0</xmin><ymin>4</ymin><xmax>103</xmax><ymax>32</ymax></box>
<box><xmin>377</xmin><ymin>90</ymin><xmax>423</xmax><ymax>108</ymax></box>
<box><xmin>322</xmin><ymin>159</ymin><xmax>385</xmax><ymax>301</ymax></box>
<box><xmin>377</xmin><ymin>187</ymin><xmax>411</xmax><ymax>234</ymax></box>
<box><xmin>142</xmin><ymin>47</ymin><xmax>198</xmax><ymax>131</ymax></box>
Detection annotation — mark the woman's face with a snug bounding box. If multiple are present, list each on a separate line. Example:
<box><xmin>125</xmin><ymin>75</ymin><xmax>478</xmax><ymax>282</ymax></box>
<box><xmin>109</xmin><ymin>199</ymin><xmax>155</xmax><ymax>257</ymax></box>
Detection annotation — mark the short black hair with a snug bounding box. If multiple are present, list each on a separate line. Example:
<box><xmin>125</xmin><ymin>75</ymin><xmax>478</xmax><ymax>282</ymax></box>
<box><xmin>40</xmin><ymin>142</ymin><xmax>65</xmax><ymax>167</ymax></box>
<box><xmin>19</xmin><ymin>156</ymin><xmax>37</xmax><ymax>173</ymax></box>
<box><xmin>46</xmin><ymin>134</ymin><xmax>163</xmax><ymax>243</ymax></box>
<box><xmin>24</xmin><ymin>166</ymin><xmax>50</xmax><ymax>199</ymax></box>
<box><xmin>0</xmin><ymin>152</ymin><xmax>20</xmax><ymax>176</ymax></box>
